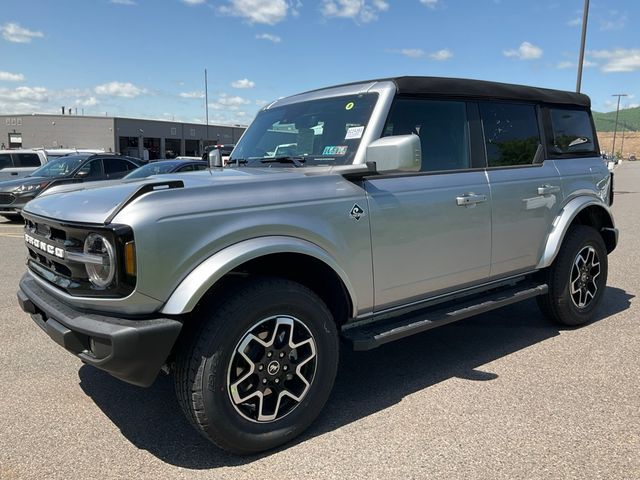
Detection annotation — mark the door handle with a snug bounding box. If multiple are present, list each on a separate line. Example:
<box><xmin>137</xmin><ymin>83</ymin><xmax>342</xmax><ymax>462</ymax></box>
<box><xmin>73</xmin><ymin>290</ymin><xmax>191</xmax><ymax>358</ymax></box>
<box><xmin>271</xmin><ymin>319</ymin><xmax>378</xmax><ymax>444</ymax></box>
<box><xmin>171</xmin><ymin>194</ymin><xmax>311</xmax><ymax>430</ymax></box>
<box><xmin>456</xmin><ymin>193</ymin><xmax>487</xmax><ymax>207</ymax></box>
<box><xmin>537</xmin><ymin>185</ymin><xmax>560</xmax><ymax>195</ymax></box>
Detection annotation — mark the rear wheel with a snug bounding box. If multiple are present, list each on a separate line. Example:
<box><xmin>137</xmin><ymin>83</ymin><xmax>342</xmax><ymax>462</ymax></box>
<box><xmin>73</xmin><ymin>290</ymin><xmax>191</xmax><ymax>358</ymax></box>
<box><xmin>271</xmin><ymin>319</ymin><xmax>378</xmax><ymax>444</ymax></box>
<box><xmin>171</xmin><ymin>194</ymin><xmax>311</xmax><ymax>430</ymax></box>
<box><xmin>174</xmin><ymin>277</ymin><xmax>339</xmax><ymax>454</ymax></box>
<box><xmin>537</xmin><ymin>225</ymin><xmax>608</xmax><ymax>326</ymax></box>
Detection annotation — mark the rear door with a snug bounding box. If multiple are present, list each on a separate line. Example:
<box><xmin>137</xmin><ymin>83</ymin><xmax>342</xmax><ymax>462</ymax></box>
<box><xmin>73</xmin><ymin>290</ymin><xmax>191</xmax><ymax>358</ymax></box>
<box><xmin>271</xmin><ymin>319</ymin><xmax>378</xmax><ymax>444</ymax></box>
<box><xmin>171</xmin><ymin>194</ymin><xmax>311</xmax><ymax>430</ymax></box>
<box><xmin>104</xmin><ymin>158</ymin><xmax>138</xmax><ymax>179</ymax></box>
<box><xmin>481</xmin><ymin>101</ymin><xmax>562</xmax><ymax>277</ymax></box>
<box><xmin>365</xmin><ymin>98</ymin><xmax>492</xmax><ymax>311</ymax></box>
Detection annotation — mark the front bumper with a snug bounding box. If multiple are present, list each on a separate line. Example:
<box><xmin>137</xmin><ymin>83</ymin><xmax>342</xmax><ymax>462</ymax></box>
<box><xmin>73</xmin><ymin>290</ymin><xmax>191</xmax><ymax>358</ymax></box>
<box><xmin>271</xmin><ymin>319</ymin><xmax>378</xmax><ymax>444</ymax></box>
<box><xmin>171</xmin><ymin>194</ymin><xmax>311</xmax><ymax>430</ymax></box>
<box><xmin>17</xmin><ymin>273</ymin><xmax>183</xmax><ymax>387</ymax></box>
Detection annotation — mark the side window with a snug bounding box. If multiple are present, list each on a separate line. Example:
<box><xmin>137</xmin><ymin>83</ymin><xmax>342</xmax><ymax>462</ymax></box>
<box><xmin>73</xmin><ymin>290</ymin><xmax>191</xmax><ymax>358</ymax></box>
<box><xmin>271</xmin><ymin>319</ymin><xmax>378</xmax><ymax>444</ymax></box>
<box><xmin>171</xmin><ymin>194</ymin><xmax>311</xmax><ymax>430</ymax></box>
<box><xmin>177</xmin><ymin>164</ymin><xmax>194</xmax><ymax>172</ymax></box>
<box><xmin>104</xmin><ymin>159</ymin><xmax>132</xmax><ymax>174</ymax></box>
<box><xmin>194</xmin><ymin>163</ymin><xmax>207</xmax><ymax>170</ymax></box>
<box><xmin>480</xmin><ymin>102</ymin><xmax>540</xmax><ymax>167</ymax></box>
<box><xmin>0</xmin><ymin>153</ymin><xmax>13</xmax><ymax>169</ymax></box>
<box><xmin>77</xmin><ymin>159</ymin><xmax>103</xmax><ymax>178</ymax></box>
<box><xmin>548</xmin><ymin>108</ymin><xmax>597</xmax><ymax>155</ymax></box>
<box><xmin>383</xmin><ymin>98</ymin><xmax>470</xmax><ymax>172</ymax></box>
<box><xmin>16</xmin><ymin>153</ymin><xmax>42</xmax><ymax>167</ymax></box>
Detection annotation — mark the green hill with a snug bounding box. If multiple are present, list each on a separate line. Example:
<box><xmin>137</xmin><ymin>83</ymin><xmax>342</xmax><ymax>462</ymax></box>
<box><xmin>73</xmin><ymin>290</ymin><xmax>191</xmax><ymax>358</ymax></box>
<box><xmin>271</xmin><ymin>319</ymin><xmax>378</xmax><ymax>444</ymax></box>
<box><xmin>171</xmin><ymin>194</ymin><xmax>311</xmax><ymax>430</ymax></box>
<box><xmin>593</xmin><ymin>106</ymin><xmax>640</xmax><ymax>132</ymax></box>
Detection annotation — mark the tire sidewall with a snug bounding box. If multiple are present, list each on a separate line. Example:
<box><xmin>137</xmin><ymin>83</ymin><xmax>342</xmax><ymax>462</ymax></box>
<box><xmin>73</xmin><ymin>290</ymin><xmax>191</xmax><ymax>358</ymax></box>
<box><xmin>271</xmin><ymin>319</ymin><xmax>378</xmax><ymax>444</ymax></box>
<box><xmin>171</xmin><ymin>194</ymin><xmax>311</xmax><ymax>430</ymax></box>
<box><xmin>198</xmin><ymin>282</ymin><xmax>338</xmax><ymax>453</ymax></box>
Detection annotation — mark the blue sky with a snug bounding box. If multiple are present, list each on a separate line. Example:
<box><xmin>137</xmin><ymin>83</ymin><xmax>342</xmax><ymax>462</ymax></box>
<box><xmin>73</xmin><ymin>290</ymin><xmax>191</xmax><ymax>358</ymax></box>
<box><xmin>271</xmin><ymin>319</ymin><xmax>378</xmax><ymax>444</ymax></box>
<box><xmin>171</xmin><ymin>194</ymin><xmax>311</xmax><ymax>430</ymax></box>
<box><xmin>1</xmin><ymin>0</ymin><xmax>638</xmax><ymax>125</ymax></box>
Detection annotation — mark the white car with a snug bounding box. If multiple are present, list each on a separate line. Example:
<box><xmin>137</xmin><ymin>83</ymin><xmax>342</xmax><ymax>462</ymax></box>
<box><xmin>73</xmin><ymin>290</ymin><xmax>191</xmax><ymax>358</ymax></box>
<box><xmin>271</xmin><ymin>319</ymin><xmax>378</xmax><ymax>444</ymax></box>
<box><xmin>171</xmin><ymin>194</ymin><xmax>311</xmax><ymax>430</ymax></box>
<box><xmin>0</xmin><ymin>149</ymin><xmax>48</xmax><ymax>181</ymax></box>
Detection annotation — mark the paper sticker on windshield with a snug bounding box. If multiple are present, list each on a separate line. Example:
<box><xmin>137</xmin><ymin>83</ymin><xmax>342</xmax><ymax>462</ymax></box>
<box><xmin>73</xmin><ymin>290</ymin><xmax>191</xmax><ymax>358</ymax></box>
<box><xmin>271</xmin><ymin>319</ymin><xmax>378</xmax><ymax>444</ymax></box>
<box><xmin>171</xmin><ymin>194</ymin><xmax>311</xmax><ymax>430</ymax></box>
<box><xmin>323</xmin><ymin>146</ymin><xmax>348</xmax><ymax>156</ymax></box>
<box><xmin>345</xmin><ymin>126</ymin><xmax>364</xmax><ymax>140</ymax></box>
<box><xmin>345</xmin><ymin>102</ymin><xmax>354</xmax><ymax>111</ymax></box>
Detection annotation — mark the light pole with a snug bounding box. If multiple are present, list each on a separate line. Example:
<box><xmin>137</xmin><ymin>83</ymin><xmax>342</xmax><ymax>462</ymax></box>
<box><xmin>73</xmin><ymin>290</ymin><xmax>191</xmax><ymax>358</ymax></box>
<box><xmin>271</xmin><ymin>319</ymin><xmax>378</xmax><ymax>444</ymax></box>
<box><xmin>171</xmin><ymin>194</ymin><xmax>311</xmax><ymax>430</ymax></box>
<box><xmin>611</xmin><ymin>94</ymin><xmax>627</xmax><ymax>158</ymax></box>
<box><xmin>576</xmin><ymin>0</ymin><xmax>590</xmax><ymax>93</ymax></box>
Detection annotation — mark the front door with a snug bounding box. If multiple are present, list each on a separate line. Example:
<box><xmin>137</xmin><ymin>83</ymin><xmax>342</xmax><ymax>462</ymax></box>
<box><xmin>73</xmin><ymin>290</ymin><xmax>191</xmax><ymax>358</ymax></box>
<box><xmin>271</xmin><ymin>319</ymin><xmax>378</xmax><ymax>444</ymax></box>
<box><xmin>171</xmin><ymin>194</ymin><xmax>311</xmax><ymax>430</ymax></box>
<box><xmin>365</xmin><ymin>97</ymin><xmax>491</xmax><ymax>311</ymax></box>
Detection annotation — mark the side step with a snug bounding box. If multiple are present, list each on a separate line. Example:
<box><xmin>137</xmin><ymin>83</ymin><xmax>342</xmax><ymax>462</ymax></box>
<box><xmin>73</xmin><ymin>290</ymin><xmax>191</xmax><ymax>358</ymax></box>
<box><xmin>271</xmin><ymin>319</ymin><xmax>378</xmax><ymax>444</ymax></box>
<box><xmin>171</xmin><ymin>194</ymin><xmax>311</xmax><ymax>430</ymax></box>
<box><xmin>343</xmin><ymin>282</ymin><xmax>548</xmax><ymax>351</ymax></box>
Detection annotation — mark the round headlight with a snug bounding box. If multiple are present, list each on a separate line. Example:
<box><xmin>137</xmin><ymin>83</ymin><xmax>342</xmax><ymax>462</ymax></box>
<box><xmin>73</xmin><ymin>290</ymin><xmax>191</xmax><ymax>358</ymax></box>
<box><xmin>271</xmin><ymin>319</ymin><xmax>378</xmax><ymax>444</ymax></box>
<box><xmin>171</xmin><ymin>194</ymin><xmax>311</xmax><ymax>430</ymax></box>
<box><xmin>84</xmin><ymin>233</ymin><xmax>116</xmax><ymax>288</ymax></box>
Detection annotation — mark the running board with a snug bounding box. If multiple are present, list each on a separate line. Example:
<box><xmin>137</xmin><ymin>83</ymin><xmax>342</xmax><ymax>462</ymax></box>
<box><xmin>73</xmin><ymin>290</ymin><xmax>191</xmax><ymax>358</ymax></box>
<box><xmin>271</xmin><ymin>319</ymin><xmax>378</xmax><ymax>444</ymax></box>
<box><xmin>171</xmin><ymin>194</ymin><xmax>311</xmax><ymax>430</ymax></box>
<box><xmin>343</xmin><ymin>282</ymin><xmax>548</xmax><ymax>351</ymax></box>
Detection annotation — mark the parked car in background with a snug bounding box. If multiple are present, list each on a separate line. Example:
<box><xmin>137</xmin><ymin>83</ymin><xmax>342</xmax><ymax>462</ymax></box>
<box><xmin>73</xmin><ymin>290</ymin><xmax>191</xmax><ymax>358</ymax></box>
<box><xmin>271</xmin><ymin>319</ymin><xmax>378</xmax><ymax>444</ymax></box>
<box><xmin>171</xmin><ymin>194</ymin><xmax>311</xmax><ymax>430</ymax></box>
<box><xmin>0</xmin><ymin>149</ymin><xmax>47</xmax><ymax>182</ymax></box>
<box><xmin>0</xmin><ymin>153</ymin><xmax>140</xmax><ymax>220</ymax></box>
<box><xmin>629</xmin><ymin>153</ymin><xmax>636</xmax><ymax>161</ymax></box>
<box><xmin>124</xmin><ymin>159</ymin><xmax>208</xmax><ymax>180</ymax></box>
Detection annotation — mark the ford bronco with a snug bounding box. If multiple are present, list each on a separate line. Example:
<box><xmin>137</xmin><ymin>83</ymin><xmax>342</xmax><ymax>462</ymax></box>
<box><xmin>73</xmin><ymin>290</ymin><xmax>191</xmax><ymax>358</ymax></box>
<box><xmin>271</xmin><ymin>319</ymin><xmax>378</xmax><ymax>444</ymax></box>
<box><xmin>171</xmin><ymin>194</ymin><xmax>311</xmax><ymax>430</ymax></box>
<box><xmin>17</xmin><ymin>77</ymin><xmax>617</xmax><ymax>454</ymax></box>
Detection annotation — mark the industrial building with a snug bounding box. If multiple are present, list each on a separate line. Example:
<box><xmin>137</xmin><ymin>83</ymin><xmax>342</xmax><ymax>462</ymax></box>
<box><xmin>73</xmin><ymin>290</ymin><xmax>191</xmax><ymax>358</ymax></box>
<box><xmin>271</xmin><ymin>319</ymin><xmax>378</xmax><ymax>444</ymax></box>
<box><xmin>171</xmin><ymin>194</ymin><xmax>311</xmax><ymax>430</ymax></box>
<box><xmin>0</xmin><ymin>113</ymin><xmax>246</xmax><ymax>160</ymax></box>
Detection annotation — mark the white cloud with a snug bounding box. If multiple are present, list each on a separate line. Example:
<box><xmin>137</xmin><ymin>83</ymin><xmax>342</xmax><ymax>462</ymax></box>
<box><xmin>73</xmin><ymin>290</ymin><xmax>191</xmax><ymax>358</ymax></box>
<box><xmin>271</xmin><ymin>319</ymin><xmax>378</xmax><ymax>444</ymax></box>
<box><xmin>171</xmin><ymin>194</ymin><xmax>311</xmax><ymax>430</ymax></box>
<box><xmin>1</xmin><ymin>22</ymin><xmax>44</xmax><ymax>43</ymax></box>
<box><xmin>110</xmin><ymin>0</ymin><xmax>137</xmax><ymax>5</ymax></box>
<box><xmin>182</xmin><ymin>0</ymin><xmax>206</xmax><ymax>4</ymax></box>
<box><xmin>0</xmin><ymin>71</ymin><xmax>25</xmax><ymax>82</ymax></box>
<box><xmin>503</xmin><ymin>41</ymin><xmax>543</xmax><ymax>60</ymax></box>
<box><xmin>231</xmin><ymin>78</ymin><xmax>255</xmax><ymax>89</ymax></box>
<box><xmin>255</xmin><ymin>99</ymin><xmax>269</xmax><ymax>106</ymax></box>
<box><xmin>429</xmin><ymin>48</ymin><xmax>453</xmax><ymax>60</ymax></box>
<box><xmin>556</xmin><ymin>60</ymin><xmax>597</xmax><ymax>69</ymax></box>
<box><xmin>397</xmin><ymin>48</ymin><xmax>425</xmax><ymax>58</ymax></box>
<box><xmin>567</xmin><ymin>16</ymin><xmax>581</xmax><ymax>27</ymax></box>
<box><xmin>600</xmin><ymin>11</ymin><xmax>627</xmax><ymax>31</ymax></box>
<box><xmin>209</xmin><ymin>93</ymin><xmax>251</xmax><ymax>111</ymax></box>
<box><xmin>95</xmin><ymin>81</ymin><xmax>147</xmax><ymax>97</ymax></box>
<box><xmin>420</xmin><ymin>0</ymin><xmax>438</xmax><ymax>9</ymax></box>
<box><xmin>321</xmin><ymin>0</ymin><xmax>389</xmax><ymax>23</ymax></box>
<box><xmin>219</xmin><ymin>0</ymin><xmax>291</xmax><ymax>25</ymax></box>
<box><xmin>75</xmin><ymin>96</ymin><xmax>99</xmax><ymax>107</ymax></box>
<box><xmin>0</xmin><ymin>86</ymin><xmax>49</xmax><ymax>103</ymax></box>
<box><xmin>179</xmin><ymin>90</ymin><xmax>205</xmax><ymax>98</ymax></box>
<box><xmin>589</xmin><ymin>49</ymin><xmax>640</xmax><ymax>73</ymax></box>
<box><xmin>256</xmin><ymin>33</ymin><xmax>282</xmax><ymax>43</ymax></box>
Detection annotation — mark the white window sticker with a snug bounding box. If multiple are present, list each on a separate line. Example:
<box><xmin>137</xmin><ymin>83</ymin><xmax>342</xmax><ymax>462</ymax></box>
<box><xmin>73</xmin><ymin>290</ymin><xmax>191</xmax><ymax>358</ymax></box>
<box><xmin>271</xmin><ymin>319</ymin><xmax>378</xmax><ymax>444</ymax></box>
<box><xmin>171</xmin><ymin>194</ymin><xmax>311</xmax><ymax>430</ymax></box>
<box><xmin>345</xmin><ymin>126</ymin><xmax>365</xmax><ymax>140</ymax></box>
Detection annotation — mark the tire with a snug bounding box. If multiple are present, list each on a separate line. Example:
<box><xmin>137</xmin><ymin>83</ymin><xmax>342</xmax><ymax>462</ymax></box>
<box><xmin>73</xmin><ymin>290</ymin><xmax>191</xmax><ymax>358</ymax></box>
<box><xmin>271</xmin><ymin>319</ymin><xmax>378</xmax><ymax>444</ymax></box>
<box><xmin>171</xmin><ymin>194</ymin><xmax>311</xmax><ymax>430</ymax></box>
<box><xmin>174</xmin><ymin>277</ymin><xmax>339</xmax><ymax>454</ymax></box>
<box><xmin>537</xmin><ymin>225</ymin><xmax>608</xmax><ymax>326</ymax></box>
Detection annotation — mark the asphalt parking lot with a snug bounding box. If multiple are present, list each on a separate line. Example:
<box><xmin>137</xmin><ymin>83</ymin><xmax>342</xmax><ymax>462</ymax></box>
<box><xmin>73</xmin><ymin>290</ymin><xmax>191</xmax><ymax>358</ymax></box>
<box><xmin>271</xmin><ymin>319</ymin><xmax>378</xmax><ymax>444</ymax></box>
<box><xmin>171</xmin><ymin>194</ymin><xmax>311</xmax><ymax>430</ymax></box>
<box><xmin>0</xmin><ymin>164</ymin><xmax>638</xmax><ymax>480</ymax></box>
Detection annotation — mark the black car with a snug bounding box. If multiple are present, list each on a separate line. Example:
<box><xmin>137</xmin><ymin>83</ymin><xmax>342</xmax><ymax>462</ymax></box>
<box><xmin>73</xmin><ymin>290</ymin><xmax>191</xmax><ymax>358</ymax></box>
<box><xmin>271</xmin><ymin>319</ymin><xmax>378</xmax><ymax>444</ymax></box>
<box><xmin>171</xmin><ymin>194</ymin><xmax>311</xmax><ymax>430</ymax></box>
<box><xmin>0</xmin><ymin>154</ymin><xmax>141</xmax><ymax>220</ymax></box>
<box><xmin>123</xmin><ymin>159</ymin><xmax>208</xmax><ymax>180</ymax></box>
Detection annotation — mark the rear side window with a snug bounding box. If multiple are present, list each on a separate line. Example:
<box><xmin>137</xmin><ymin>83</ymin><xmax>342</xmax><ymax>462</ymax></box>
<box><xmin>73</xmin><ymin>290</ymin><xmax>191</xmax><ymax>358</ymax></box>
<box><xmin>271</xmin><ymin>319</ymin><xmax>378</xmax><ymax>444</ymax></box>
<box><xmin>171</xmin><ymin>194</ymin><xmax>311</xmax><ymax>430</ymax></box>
<box><xmin>104</xmin><ymin>159</ymin><xmax>136</xmax><ymax>174</ymax></box>
<box><xmin>383</xmin><ymin>98</ymin><xmax>470</xmax><ymax>172</ymax></box>
<box><xmin>16</xmin><ymin>153</ymin><xmax>42</xmax><ymax>167</ymax></box>
<box><xmin>0</xmin><ymin>153</ymin><xmax>13</xmax><ymax>169</ymax></box>
<box><xmin>548</xmin><ymin>108</ymin><xmax>597</xmax><ymax>155</ymax></box>
<box><xmin>480</xmin><ymin>103</ymin><xmax>540</xmax><ymax>167</ymax></box>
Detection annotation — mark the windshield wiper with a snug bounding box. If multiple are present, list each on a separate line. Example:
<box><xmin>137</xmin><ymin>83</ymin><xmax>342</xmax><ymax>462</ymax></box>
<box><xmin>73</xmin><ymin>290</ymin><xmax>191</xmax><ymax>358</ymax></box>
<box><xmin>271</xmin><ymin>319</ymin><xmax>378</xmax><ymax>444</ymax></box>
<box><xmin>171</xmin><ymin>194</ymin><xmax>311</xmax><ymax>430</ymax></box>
<box><xmin>259</xmin><ymin>156</ymin><xmax>306</xmax><ymax>167</ymax></box>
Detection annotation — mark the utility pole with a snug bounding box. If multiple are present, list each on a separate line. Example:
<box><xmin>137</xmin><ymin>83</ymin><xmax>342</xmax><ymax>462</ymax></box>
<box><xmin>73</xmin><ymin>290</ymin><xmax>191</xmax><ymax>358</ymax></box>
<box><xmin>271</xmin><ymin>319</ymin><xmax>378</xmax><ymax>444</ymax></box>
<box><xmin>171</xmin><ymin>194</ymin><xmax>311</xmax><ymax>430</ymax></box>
<box><xmin>611</xmin><ymin>93</ymin><xmax>627</xmax><ymax>158</ymax></box>
<box><xmin>204</xmin><ymin>68</ymin><xmax>209</xmax><ymax>148</ymax></box>
<box><xmin>576</xmin><ymin>0</ymin><xmax>590</xmax><ymax>93</ymax></box>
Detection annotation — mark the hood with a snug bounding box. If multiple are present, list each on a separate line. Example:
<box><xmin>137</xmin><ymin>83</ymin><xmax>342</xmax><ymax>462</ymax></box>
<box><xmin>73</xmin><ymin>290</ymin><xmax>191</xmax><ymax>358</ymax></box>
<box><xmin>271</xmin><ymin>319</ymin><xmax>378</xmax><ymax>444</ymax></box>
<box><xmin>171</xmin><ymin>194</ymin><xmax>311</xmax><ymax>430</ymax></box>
<box><xmin>0</xmin><ymin>176</ymin><xmax>48</xmax><ymax>191</ymax></box>
<box><xmin>22</xmin><ymin>167</ymin><xmax>302</xmax><ymax>224</ymax></box>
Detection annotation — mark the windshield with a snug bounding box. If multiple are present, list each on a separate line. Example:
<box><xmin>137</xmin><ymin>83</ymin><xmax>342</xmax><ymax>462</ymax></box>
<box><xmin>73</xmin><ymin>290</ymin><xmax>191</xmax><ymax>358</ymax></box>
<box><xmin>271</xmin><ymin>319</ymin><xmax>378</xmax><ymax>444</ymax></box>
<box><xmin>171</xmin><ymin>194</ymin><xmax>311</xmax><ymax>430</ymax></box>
<box><xmin>124</xmin><ymin>162</ymin><xmax>178</xmax><ymax>179</ymax></box>
<box><xmin>230</xmin><ymin>93</ymin><xmax>378</xmax><ymax>166</ymax></box>
<box><xmin>29</xmin><ymin>155</ymin><xmax>88</xmax><ymax>178</ymax></box>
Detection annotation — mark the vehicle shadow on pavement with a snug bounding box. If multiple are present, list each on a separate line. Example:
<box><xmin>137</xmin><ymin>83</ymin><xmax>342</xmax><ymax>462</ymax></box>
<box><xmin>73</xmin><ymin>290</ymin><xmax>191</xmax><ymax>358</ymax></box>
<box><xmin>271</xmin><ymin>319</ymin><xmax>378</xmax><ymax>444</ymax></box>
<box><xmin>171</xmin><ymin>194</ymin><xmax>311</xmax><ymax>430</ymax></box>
<box><xmin>78</xmin><ymin>286</ymin><xmax>632</xmax><ymax>469</ymax></box>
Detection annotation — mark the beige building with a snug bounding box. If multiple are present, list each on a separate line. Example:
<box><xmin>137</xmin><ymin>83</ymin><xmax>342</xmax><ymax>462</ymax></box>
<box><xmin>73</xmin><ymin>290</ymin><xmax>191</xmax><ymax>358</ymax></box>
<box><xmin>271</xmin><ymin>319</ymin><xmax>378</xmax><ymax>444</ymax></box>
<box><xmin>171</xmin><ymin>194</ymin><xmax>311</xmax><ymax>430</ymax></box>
<box><xmin>0</xmin><ymin>114</ymin><xmax>246</xmax><ymax>160</ymax></box>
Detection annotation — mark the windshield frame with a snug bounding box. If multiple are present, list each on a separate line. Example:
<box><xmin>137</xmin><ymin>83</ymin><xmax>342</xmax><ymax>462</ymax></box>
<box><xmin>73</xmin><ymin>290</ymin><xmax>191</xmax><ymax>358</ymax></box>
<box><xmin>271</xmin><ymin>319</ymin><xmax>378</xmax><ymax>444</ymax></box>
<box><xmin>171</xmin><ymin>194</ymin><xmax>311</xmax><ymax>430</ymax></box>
<box><xmin>231</xmin><ymin>80</ymin><xmax>396</xmax><ymax>167</ymax></box>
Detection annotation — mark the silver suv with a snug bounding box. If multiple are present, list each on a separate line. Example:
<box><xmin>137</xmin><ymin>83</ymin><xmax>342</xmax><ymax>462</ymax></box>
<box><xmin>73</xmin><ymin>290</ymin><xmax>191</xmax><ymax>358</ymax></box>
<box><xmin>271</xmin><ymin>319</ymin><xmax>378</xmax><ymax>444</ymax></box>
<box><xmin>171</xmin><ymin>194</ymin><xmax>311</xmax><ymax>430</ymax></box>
<box><xmin>17</xmin><ymin>77</ymin><xmax>617</xmax><ymax>454</ymax></box>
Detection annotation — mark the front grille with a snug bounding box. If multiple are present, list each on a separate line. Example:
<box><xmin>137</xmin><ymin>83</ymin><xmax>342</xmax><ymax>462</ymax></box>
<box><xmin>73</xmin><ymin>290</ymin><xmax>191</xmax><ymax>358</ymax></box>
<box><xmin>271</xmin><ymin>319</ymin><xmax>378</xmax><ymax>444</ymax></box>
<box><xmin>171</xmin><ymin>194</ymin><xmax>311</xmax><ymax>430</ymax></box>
<box><xmin>22</xmin><ymin>213</ymin><xmax>135</xmax><ymax>298</ymax></box>
<box><xmin>0</xmin><ymin>193</ymin><xmax>16</xmax><ymax>206</ymax></box>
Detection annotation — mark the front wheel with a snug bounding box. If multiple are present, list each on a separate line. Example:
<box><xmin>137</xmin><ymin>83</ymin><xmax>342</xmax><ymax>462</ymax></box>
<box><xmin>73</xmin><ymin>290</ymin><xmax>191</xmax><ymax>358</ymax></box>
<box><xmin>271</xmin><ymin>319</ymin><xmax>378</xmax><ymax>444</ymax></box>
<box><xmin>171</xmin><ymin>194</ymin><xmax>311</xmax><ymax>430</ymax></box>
<box><xmin>537</xmin><ymin>225</ymin><xmax>608</xmax><ymax>326</ymax></box>
<box><xmin>174</xmin><ymin>277</ymin><xmax>339</xmax><ymax>454</ymax></box>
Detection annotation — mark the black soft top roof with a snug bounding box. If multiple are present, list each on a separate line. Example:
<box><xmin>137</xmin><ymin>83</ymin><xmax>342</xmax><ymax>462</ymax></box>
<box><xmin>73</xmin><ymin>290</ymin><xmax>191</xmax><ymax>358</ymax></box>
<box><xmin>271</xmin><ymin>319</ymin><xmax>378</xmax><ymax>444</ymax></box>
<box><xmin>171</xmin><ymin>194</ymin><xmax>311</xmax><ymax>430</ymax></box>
<box><xmin>390</xmin><ymin>76</ymin><xmax>590</xmax><ymax>107</ymax></box>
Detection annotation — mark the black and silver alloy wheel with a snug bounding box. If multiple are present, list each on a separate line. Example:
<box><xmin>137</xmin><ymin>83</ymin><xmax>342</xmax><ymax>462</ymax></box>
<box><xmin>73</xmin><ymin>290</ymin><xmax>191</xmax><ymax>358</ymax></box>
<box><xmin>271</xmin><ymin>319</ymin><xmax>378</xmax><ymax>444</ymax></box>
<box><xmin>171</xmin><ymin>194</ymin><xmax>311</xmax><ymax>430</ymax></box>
<box><xmin>174</xmin><ymin>277</ymin><xmax>339</xmax><ymax>454</ymax></box>
<box><xmin>537</xmin><ymin>225</ymin><xmax>608</xmax><ymax>326</ymax></box>
<box><xmin>570</xmin><ymin>246</ymin><xmax>601</xmax><ymax>309</ymax></box>
<box><xmin>228</xmin><ymin>315</ymin><xmax>317</xmax><ymax>423</ymax></box>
